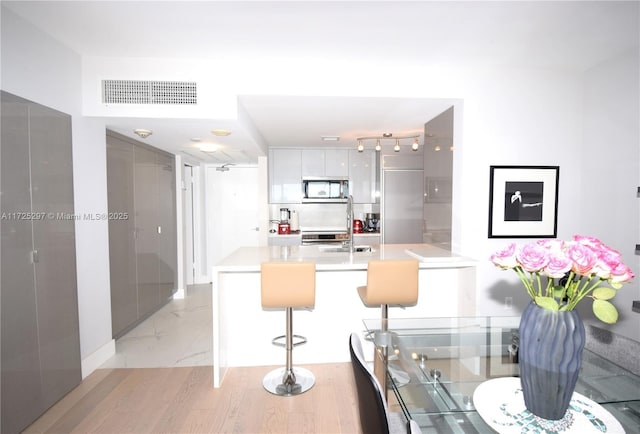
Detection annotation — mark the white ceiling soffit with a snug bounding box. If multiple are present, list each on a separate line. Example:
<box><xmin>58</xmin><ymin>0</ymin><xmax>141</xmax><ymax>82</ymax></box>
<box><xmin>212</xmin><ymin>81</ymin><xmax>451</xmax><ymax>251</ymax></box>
<box><xmin>237</xmin><ymin>95</ymin><xmax>459</xmax><ymax>149</ymax></box>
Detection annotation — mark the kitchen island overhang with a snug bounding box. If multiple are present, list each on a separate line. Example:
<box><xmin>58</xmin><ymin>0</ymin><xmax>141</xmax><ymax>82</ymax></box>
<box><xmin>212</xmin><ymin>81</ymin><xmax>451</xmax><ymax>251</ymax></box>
<box><xmin>211</xmin><ymin>244</ymin><xmax>478</xmax><ymax>387</ymax></box>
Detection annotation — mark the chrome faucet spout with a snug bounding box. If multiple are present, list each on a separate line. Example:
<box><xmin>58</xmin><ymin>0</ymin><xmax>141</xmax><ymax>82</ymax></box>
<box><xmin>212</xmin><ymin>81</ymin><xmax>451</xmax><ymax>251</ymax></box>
<box><xmin>347</xmin><ymin>195</ymin><xmax>354</xmax><ymax>253</ymax></box>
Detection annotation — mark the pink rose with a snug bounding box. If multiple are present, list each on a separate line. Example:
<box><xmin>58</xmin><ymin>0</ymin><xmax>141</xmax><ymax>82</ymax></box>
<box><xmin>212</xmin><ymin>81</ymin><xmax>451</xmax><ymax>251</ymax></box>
<box><xmin>543</xmin><ymin>250</ymin><xmax>572</xmax><ymax>278</ymax></box>
<box><xmin>517</xmin><ymin>242</ymin><xmax>549</xmax><ymax>272</ymax></box>
<box><xmin>610</xmin><ymin>262</ymin><xmax>635</xmax><ymax>283</ymax></box>
<box><xmin>573</xmin><ymin>234</ymin><xmax>603</xmax><ymax>249</ymax></box>
<box><xmin>566</xmin><ymin>242</ymin><xmax>598</xmax><ymax>276</ymax></box>
<box><xmin>490</xmin><ymin>243</ymin><xmax>518</xmax><ymax>269</ymax></box>
<box><xmin>596</xmin><ymin>243</ymin><xmax>622</xmax><ymax>259</ymax></box>
<box><xmin>592</xmin><ymin>247</ymin><xmax>623</xmax><ymax>279</ymax></box>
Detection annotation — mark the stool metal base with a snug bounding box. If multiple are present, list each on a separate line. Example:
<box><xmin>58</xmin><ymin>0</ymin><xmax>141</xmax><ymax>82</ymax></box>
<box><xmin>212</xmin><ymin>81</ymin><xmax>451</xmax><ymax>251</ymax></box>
<box><xmin>262</xmin><ymin>367</ymin><xmax>315</xmax><ymax>396</ymax></box>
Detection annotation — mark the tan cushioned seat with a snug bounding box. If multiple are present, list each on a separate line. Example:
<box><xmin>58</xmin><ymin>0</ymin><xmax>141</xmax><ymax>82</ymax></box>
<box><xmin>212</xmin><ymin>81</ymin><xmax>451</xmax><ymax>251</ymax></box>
<box><xmin>261</xmin><ymin>262</ymin><xmax>316</xmax><ymax>309</ymax></box>
<box><xmin>357</xmin><ymin>259</ymin><xmax>419</xmax><ymax>307</ymax></box>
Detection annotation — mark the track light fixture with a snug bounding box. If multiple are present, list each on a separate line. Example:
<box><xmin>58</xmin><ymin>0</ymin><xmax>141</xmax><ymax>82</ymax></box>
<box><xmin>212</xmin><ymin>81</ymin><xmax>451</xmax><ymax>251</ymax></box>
<box><xmin>356</xmin><ymin>133</ymin><xmax>420</xmax><ymax>152</ymax></box>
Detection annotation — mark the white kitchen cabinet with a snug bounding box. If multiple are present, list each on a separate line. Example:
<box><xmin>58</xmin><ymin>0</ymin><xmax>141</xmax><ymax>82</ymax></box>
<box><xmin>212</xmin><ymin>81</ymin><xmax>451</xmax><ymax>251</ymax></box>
<box><xmin>301</xmin><ymin>149</ymin><xmax>325</xmax><ymax>177</ymax></box>
<box><xmin>301</xmin><ymin>149</ymin><xmax>349</xmax><ymax>178</ymax></box>
<box><xmin>324</xmin><ymin>149</ymin><xmax>349</xmax><ymax>176</ymax></box>
<box><xmin>268</xmin><ymin>234</ymin><xmax>302</xmax><ymax>246</ymax></box>
<box><xmin>269</xmin><ymin>148</ymin><xmax>302</xmax><ymax>203</ymax></box>
<box><xmin>349</xmin><ymin>149</ymin><xmax>378</xmax><ymax>203</ymax></box>
<box><xmin>354</xmin><ymin>233</ymin><xmax>381</xmax><ymax>246</ymax></box>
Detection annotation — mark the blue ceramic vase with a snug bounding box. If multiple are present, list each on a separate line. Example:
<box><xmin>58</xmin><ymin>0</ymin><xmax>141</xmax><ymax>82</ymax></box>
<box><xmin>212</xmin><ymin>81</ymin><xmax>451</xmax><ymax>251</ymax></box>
<box><xmin>519</xmin><ymin>301</ymin><xmax>586</xmax><ymax>420</ymax></box>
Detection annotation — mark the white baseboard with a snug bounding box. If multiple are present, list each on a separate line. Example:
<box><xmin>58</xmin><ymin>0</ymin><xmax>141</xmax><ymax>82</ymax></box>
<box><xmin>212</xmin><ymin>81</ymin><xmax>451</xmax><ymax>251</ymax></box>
<box><xmin>194</xmin><ymin>275</ymin><xmax>211</xmax><ymax>285</ymax></box>
<box><xmin>81</xmin><ymin>339</ymin><xmax>116</xmax><ymax>379</ymax></box>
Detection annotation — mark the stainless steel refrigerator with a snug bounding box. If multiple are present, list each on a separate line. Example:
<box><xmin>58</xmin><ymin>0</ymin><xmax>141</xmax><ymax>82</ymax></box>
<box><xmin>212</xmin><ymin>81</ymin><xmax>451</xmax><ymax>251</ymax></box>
<box><xmin>382</xmin><ymin>168</ymin><xmax>424</xmax><ymax>244</ymax></box>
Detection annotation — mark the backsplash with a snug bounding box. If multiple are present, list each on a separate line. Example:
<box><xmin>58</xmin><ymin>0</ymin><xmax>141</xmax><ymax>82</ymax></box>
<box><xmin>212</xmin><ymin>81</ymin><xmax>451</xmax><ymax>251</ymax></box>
<box><xmin>269</xmin><ymin>203</ymin><xmax>380</xmax><ymax>230</ymax></box>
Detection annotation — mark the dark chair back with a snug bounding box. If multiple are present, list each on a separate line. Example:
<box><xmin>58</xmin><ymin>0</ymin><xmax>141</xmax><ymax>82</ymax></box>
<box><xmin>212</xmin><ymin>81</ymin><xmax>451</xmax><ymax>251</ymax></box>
<box><xmin>349</xmin><ymin>333</ymin><xmax>390</xmax><ymax>434</ymax></box>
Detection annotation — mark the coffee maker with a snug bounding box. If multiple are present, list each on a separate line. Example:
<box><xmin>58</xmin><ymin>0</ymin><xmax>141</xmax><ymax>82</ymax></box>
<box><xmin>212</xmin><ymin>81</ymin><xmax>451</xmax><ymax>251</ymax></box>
<box><xmin>364</xmin><ymin>213</ymin><xmax>380</xmax><ymax>232</ymax></box>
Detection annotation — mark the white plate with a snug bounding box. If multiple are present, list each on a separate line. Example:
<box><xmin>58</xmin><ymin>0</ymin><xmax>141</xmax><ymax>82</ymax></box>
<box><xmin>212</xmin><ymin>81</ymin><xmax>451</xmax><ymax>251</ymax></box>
<box><xmin>473</xmin><ymin>377</ymin><xmax>625</xmax><ymax>433</ymax></box>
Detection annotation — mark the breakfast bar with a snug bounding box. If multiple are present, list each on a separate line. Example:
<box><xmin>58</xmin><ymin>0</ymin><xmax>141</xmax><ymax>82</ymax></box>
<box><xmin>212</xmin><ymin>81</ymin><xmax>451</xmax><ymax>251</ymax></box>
<box><xmin>211</xmin><ymin>243</ymin><xmax>477</xmax><ymax>387</ymax></box>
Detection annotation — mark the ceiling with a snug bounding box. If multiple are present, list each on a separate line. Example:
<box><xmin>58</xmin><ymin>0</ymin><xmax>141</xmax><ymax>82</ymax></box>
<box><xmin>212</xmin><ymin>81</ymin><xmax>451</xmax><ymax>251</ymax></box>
<box><xmin>4</xmin><ymin>1</ymin><xmax>638</xmax><ymax>165</ymax></box>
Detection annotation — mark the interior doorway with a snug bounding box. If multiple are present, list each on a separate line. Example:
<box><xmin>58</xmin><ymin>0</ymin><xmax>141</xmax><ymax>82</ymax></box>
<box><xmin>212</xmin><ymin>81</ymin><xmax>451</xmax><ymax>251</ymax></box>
<box><xmin>206</xmin><ymin>165</ymin><xmax>260</xmax><ymax>271</ymax></box>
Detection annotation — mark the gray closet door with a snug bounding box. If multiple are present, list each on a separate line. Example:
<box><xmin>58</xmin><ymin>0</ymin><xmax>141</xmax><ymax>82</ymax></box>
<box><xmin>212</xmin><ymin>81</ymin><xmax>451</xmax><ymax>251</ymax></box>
<box><xmin>1</xmin><ymin>91</ymin><xmax>81</xmax><ymax>433</ymax></box>
<box><xmin>28</xmin><ymin>102</ymin><xmax>81</xmax><ymax>408</ymax></box>
<box><xmin>134</xmin><ymin>145</ymin><xmax>160</xmax><ymax>318</ymax></box>
<box><xmin>1</xmin><ymin>93</ymin><xmax>45</xmax><ymax>434</ymax></box>
<box><xmin>107</xmin><ymin>136</ymin><xmax>138</xmax><ymax>337</ymax></box>
<box><xmin>157</xmin><ymin>153</ymin><xmax>177</xmax><ymax>301</ymax></box>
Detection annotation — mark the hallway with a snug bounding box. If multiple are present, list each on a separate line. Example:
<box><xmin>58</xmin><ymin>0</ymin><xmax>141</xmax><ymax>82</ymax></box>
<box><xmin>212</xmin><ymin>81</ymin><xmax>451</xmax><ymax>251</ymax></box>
<box><xmin>100</xmin><ymin>284</ymin><xmax>212</xmax><ymax>369</ymax></box>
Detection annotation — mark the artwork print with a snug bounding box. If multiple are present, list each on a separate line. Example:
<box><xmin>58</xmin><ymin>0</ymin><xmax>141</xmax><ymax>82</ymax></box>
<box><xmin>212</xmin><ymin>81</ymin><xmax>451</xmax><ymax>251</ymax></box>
<box><xmin>488</xmin><ymin>166</ymin><xmax>559</xmax><ymax>238</ymax></box>
<box><xmin>503</xmin><ymin>181</ymin><xmax>543</xmax><ymax>222</ymax></box>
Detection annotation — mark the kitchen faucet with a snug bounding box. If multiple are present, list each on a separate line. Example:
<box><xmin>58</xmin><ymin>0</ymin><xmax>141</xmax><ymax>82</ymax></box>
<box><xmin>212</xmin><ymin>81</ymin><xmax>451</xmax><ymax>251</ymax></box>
<box><xmin>346</xmin><ymin>195</ymin><xmax>354</xmax><ymax>253</ymax></box>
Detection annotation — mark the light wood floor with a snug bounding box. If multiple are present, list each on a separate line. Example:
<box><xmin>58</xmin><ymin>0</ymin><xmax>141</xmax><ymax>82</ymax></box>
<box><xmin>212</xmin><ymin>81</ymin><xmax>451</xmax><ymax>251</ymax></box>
<box><xmin>24</xmin><ymin>363</ymin><xmax>367</xmax><ymax>434</ymax></box>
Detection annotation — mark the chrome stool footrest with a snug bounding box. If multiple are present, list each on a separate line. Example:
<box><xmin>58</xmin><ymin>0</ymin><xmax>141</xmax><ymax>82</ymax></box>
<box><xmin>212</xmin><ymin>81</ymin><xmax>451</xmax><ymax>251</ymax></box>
<box><xmin>271</xmin><ymin>334</ymin><xmax>307</xmax><ymax>347</ymax></box>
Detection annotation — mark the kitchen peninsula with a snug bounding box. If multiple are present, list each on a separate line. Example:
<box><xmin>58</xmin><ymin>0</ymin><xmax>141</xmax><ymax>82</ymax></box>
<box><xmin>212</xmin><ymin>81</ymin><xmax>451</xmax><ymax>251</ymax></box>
<box><xmin>211</xmin><ymin>243</ymin><xmax>477</xmax><ymax>387</ymax></box>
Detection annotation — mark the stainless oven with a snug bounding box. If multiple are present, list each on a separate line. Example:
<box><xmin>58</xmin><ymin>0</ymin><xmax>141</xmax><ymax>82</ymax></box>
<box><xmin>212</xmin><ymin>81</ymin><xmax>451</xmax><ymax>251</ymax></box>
<box><xmin>301</xmin><ymin>231</ymin><xmax>349</xmax><ymax>245</ymax></box>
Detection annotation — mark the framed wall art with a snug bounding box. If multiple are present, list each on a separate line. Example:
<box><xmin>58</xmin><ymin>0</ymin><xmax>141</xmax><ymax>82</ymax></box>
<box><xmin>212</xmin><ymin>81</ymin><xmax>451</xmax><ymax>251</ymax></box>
<box><xmin>488</xmin><ymin>165</ymin><xmax>559</xmax><ymax>238</ymax></box>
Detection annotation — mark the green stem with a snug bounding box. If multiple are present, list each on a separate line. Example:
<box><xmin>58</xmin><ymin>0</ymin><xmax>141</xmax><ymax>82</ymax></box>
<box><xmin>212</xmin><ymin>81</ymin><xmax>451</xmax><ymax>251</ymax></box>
<box><xmin>566</xmin><ymin>275</ymin><xmax>600</xmax><ymax>310</ymax></box>
<box><xmin>515</xmin><ymin>267</ymin><xmax>536</xmax><ymax>299</ymax></box>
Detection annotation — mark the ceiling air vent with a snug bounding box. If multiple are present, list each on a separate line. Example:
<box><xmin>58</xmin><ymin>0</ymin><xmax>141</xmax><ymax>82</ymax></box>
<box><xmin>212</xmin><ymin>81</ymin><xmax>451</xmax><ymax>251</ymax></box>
<box><xmin>102</xmin><ymin>80</ymin><xmax>197</xmax><ymax>105</ymax></box>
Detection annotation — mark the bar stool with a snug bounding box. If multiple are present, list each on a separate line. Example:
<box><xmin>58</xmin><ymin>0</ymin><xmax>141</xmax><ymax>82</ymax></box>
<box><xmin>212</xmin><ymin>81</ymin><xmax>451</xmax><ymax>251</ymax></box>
<box><xmin>358</xmin><ymin>259</ymin><xmax>419</xmax><ymax>395</ymax></box>
<box><xmin>261</xmin><ymin>261</ymin><xmax>316</xmax><ymax>396</ymax></box>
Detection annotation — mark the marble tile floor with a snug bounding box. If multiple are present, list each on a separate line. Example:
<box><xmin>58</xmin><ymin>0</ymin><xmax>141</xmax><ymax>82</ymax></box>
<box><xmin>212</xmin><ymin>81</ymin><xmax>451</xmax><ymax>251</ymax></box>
<box><xmin>99</xmin><ymin>284</ymin><xmax>213</xmax><ymax>369</ymax></box>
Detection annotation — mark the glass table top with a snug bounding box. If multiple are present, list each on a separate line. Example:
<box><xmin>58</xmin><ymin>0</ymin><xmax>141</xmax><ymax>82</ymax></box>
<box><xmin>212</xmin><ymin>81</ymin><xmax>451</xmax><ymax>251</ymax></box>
<box><xmin>363</xmin><ymin>317</ymin><xmax>640</xmax><ymax>433</ymax></box>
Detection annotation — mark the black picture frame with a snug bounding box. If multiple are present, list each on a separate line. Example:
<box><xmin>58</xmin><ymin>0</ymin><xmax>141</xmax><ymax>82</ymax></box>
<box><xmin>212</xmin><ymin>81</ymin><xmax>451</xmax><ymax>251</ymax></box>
<box><xmin>488</xmin><ymin>165</ymin><xmax>559</xmax><ymax>238</ymax></box>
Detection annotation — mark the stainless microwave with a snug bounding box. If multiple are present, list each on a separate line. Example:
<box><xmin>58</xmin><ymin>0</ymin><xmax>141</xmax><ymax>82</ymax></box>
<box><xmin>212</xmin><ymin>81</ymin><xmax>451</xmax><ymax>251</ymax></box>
<box><xmin>302</xmin><ymin>177</ymin><xmax>349</xmax><ymax>203</ymax></box>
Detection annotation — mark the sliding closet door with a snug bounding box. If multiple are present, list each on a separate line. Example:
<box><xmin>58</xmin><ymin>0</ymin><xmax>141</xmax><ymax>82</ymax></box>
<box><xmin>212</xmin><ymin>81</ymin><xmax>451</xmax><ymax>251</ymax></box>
<box><xmin>107</xmin><ymin>137</ymin><xmax>138</xmax><ymax>337</ymax></box>
<box><xmin>28</xmin><ymin>101</ymin><xmax>81</xmax><ymax>408</ymax></box>
<box><xmin>1</xmin><ymin>91</ymin><xmax>81</xmax><ymax>433</ymax></box>
<box><xmin>134</xmin><ymin>145</ymin><xmax>161</xmax><ymax>318</ymax></box>
<box><xmin>0</xmin><ymin>93</ymin><xmax>44</xmax><ymax>434</ymax></box>
<box><xmin>157</xmin><ymin>153</ymin><xmax>177</xmax><ymax>301</ymax></box>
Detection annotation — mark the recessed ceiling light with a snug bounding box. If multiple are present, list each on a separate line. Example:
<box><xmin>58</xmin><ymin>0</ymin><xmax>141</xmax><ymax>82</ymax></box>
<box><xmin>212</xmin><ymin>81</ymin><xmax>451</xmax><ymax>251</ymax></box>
<box><xmin>321</xmin><ymin>136</ymin><xmax>340</xmax><ymax>141</ymax></box>
<box><xmin>211</xmin><ymin>129</ymin><xmax>232</xmax><ymax>136</ymax></box>
<box><xmin>191</xmin><ymin>137</ymin><xmax>202</xmax><ymax>142</ymax></box>
<box><xmin>198</xmin><ymin>143</ymin><xmax>219</xmax><ymax>153</ymax></box>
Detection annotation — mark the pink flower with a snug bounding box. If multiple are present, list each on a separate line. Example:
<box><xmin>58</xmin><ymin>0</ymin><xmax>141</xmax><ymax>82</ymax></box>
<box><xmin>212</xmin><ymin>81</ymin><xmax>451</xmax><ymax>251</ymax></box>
<box><xmin>573</xmin><ymin>234</ymin><xmax>603</xmax><ymax>249</ymax></box>
<box><xmin>490</xmin><ymin>243</ymin><xmax>518</xmax><ymax>269</ymax></box>
<box><xmin>517</xmin><ymin>242</ymin><xmax>549</xmax><ymax>272</ymax></box>
<box><xmin>490</xmin><ymin>235</ymin><xmax>634</xmax><ymax>323</ymax></box>
<box><xmin>610</xmin><ymin>263</ymin><xmax>635</xmax><ymax>283</ymax></box>
<box><xmin>566</xmin><ymin>242</ymin><xmax>598</xmax><ymax>276</ymax></box>
<box><xmin>543</xmin><ymin>250</ymin><xmax>572</xmax><ymax>278</ymax></box>
<box><xmin>537</xmin><ymin>239</ymin><xmax>566</xmax><ymax>255</ymax></box>
<box><xmin>592</xmin><ymin>247</ymin><xmax>623</xmax><ymax>279</ymax></box>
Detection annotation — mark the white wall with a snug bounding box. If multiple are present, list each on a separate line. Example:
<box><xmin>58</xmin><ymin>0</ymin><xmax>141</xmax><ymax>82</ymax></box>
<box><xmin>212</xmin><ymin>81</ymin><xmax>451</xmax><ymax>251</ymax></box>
<box><xmin>1</xmin><ymin>8</ymin><xmax>114</xmax><ymax>376</ymax></box>
<box><xmin>579</xmin><ymin>49</ymin><xmax>640</xmax><ymax>340</ymax></box>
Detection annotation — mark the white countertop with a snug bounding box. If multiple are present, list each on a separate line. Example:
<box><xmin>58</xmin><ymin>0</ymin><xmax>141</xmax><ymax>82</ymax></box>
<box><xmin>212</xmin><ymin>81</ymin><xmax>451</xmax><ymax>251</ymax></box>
<box><xmin>213</xmin><ymin>243</ymin><xmax>477</xmax><ymax>272</ymax></box>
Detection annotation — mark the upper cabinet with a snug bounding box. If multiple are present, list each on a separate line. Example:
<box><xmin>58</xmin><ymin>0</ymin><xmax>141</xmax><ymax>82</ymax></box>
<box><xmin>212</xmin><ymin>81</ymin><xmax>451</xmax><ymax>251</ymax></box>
<box><xmin>301</xmin><ymin>149</ymin><xmax>349</xmax><ymax>177</ymax></box>
<box><xmin>269</xmin><ymin>147</ymin><xmax>381</xmax><ymax>204</ymax></box>
<box><xmin>349</xmin><ymin>149</ymin><xmax>379</xmax><ymax>203</ymax></box>
<box><xmin>269</xmin><ymin>148</ymin><xmax>302</xmax><ymax>204</ymax></box>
